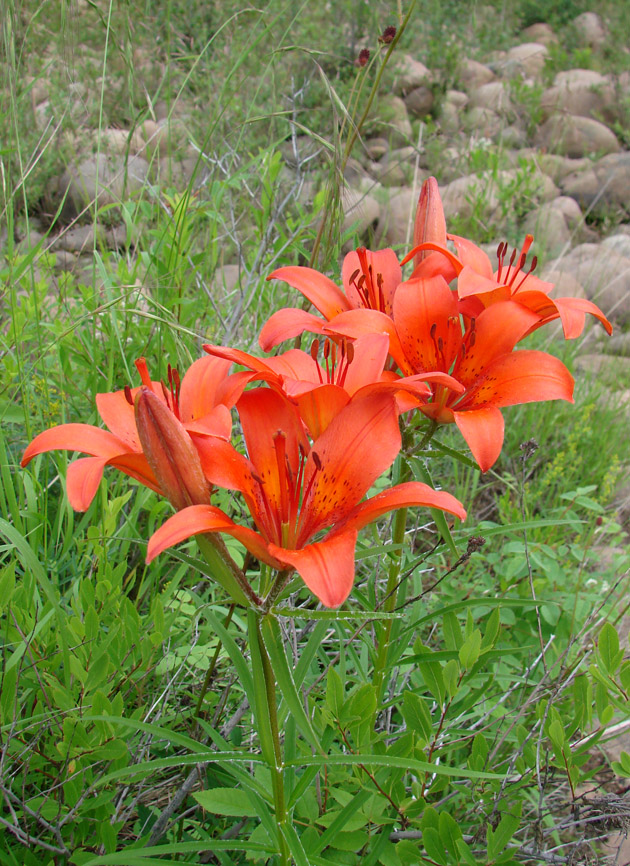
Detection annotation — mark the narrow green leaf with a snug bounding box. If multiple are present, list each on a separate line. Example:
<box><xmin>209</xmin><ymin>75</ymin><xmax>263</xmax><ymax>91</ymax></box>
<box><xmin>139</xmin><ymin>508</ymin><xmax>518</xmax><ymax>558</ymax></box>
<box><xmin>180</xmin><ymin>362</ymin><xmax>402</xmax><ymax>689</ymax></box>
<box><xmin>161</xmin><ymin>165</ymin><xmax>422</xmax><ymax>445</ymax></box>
<box><xmin>285</xmin><ymin>752</ymin><xmax>502</xmax><ymax>781</ymax></box>
<box><xmin>261</xmin><ymin>615</ymin><xmax>322</xmax><ymax>754</ymax></box>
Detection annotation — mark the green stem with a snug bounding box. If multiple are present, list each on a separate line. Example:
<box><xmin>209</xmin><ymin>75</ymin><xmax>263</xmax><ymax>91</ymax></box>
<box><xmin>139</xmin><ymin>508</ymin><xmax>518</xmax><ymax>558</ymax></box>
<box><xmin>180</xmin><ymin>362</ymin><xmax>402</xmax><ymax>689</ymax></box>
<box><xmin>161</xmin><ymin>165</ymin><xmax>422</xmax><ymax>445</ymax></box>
<box><xmin>263</xmin><ymin>569</ymin><xmax>293</xmax><ymax>612</ymax></box>
<box><xmin>254</xmin><ymin>614</ymin><xmax>289</xmax><ymax>865</ymax></box>
<box><xmin>372</xmin><ymin>419</ymin><xmax>438</xmax><ymax>706</ymax></box>
<box><xmin>196</xmin><ymin>534</ymin><xmax>261</xmax><ymax>608</ymax></box>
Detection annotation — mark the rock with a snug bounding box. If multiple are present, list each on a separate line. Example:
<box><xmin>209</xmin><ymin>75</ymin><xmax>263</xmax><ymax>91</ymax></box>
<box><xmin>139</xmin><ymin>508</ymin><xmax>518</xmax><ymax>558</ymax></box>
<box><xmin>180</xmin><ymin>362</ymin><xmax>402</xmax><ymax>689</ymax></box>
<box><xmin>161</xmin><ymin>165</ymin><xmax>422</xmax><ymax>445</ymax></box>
<box><xmin>520</xmin><ymin>23</ymin><xmax>558</xmax><ymax>46</ymax></box>
<box><xmin>439</xmin><ymin>102</ymin><xmax>461</xmax><ymax>134</ymax></box>
<box><xmin>391</xmin><ymin>55</ymin><xmax>432</xmax><ymax>96</ymax></box>
<box><xmin>573</xmin><ymin>11</ymin><xmax>606</xmax><ymax>49</ymax></box>
<box><xmin>522</xmin><ymin>203</ymin><xmax>571</xmax><ymax>256</ymax></box>
<box><xmin>560</xmin><ymin>168</ymin><xmax>600</xmax><ymax>208</ymax></box>
<box><xmin>105</xmin><ymin>224</ymin><xmax>129</xmax><ymax>250</ymax></box>
<box><xmin>158</xmin><ymin>152</ymin><xmax>202</xmax><ymax>188</ymax></box>
<box><xmin>539</xmin><ymin>266</ymin><xmax>587</xmax><ymax>299</ymax></box>
<box><xmin>440</xmin><ymin>173</ymin><xmax>500</xmax><ymax>222</ymax></box>
<box><xmin>602</xmin><ymin>235</ymin><xmax>630</xmax><ymax>258</ymax></box>
<box><xmin>370</xmin><ymin>157</ymin><xmax>408</xmax><ymax>188</ymax></box>
<box><xmin>51</xmin><ymin>225</ymin><xmax>104</xmax><ymax>253</ymax></box>
<box><xmin>58</xmin><ymin>154</ymin><xmax>149</xmax><ymax>216</ymax></box>
<box><xmin>445</xmin><ymin>90</ymin><xmax>469</xmax><ymax>109</ymax></box>
<box><xmin>365</xmin><ymin>138</ymin><xmax>389</xmax><ymax>160</ymax></box>
<box><xmin>575</xmin><ymin>353</ymin><xmax>630</xmax><ymax>379</ymax></box>
<box><xmin>540</xmin><ymin>71</ymin><xmax>617</xmax><ymax>123</ymax></box>
<box><xmin>404</xmin><ymin>86</ymin><xmax>434</xmax><ymax>118</ymax></box>
<box><xmin>469</xmin><ymin>81</ymin><xmax>513</xmax><ymax>115</ymax></box>
<box><xmin>554</xmin><ymin>247</ymin><xmax>630</xmax><ymax>324</ymax></box>
<box><xmin>458</xmin><ymin>58</ymin><xmax>496</xmax><ymax>91</ymax></box>
<box><xmin>497</xmin><ymin>42</ymin><xmax>548</xmax><ymax>79</ymax></box>
<box><xmin>99</xmin><ymin>127</ymin><xmax>145</xmax><ymax>156</ymax></box>
<box><xmin>464</xmin><ymin>106</ymin><xmax>503</xmax><ymax>138</ymax></box>
<box><xmin>607</xmin><ymin>333</ymin><xmax>630</xmax><ymax>355</ymax></box>
<box><xmin>553</xmin><ymin>69</ymin><xmax>606</xmax><ymax>88</ymax></box>
<box><xmin>561</xmin><ymin>152</ymin><xmax>630</xmax><ymax>214</ymax></box>
<box><xmin>534</xmin><ymin>153</ymin><xmax>591</xmax><ymax>184</ymax></box>
<box><xmin>548</xmin><ymin>195</ymin><xmax>584</xmax><ymax>230</ymax></box>
<box><xmin>377</xmin><ymin>188</ymin><xmax>415</xmax><ymax>247</ymax></box>
<box><xmin>497</xmin><ymin>125</ymin><xmax>527</xmax><ymax>148</ymax></box>
<box><xmin>366</xmin><ymin>95</ymin><xmax>412</xmax><ymax>148</ymax></box>
<box><xmin>342</xmin><ymin>187</ymin><xmax>380</xmax><ymax>238</ymax></box>
<box><xmin>535</xmin><ymin>114</ymin><xmax>620</xmax><ymax>158</ymax></box>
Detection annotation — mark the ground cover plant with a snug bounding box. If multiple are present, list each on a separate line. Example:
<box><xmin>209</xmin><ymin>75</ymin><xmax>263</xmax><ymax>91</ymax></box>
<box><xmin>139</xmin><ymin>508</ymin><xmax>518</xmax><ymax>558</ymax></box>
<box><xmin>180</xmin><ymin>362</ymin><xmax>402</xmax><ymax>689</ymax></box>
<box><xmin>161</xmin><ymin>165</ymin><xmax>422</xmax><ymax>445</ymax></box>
<box><xmin>3</xmin><ymin>1</ymin><xmax>630</xmax><ymax>864</ymax></box>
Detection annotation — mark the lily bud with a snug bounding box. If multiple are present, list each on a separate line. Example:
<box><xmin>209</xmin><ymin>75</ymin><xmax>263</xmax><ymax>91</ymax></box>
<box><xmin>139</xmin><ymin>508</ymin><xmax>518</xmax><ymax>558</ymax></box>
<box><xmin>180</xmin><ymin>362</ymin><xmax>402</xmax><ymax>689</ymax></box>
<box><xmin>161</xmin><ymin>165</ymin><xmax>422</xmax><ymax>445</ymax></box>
<box><xmin>413</xmin><ymin>176</ymin><xmax>447</xmax><ymax>268</ymax></box>
<box><xmin>135</xmin><ymin>387</ymin><xmax>209</xmax><ymax>510</ymax></box>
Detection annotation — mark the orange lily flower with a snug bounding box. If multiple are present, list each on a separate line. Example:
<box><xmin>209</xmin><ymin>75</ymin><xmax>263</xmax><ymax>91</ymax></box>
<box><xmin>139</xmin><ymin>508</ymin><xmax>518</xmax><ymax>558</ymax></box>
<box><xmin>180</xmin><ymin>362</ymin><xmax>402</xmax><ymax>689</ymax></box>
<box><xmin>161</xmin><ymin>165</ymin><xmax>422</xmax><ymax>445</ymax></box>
<box><xmin>203</xmin><ymin>334</ymin><xmax>463</xmax><ymax>438</ymax></box>
<box><xmin>403</xmin><ymin>177</ymin><xmax>612</xmax><ymax>340</ymax></box>
<box><xmin>260</xmin><ymin>247</ymin><xmax>402</xmax><ymax>351</ymax></box>
<box><xmin>21</xmin><ymin>356</ymin><xmax>243</xmax><ymax>511</ymax></box>
<box><xmin>320</xmin><ymin>274</ymin><xmax>575</xmax><ymax>472</ymax></box>
<box><xmin>146</xmin><ymin>388</ymin><xmax>466</xmax><ymax>607</ymax></box>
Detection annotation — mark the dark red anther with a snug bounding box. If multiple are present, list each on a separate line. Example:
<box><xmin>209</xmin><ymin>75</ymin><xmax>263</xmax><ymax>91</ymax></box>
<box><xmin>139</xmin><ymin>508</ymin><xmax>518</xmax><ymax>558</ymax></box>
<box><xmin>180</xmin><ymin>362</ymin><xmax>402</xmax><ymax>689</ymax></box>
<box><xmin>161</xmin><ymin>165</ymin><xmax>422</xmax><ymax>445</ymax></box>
<box><xmin>124</xmin><ymin>385</ymin><xmax>134</xmax><ymax>406</ymax></box>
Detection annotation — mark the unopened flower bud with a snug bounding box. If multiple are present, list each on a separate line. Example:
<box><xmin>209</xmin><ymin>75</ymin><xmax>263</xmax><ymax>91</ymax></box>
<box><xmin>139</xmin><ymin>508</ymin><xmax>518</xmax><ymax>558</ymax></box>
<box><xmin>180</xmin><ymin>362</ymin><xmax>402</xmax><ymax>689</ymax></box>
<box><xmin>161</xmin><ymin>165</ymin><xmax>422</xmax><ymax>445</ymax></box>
<box><xmin>135</xmin><ymin>387</ymin><xmax>209</xmax><ymax>511</ymax></box>
<box><xmin>355</xmin><ymin>48</ymin><xmax>370</xmax><ymax>68</ymax></box>
<box><xmin>413</xmin><ymin>177</ymin><xmax>447</xmax><ymax>268</ymax></box>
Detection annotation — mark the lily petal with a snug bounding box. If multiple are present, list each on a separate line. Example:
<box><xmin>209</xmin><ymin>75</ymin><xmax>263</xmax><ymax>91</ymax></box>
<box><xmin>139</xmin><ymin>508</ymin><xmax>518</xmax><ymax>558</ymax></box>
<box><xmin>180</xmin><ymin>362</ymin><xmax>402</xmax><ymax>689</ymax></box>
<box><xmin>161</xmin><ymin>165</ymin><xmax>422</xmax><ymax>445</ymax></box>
<box><xmin>96</xmin><ymin>391</ymin><xmax>141</xmax><ymax>449</ymax></box>
<box><xmin>340</xmin><ymin>481</ymin><xmax>466</xmax><ymax>531</ymax></box>
<box><xmin>267</xmin><ymin>266</ymin><xmax>351</xmax><ymax>318</ymax></box>
<box><xmin>324</xmin><ymin>309</ymin><xmax>411</xmax><ymax>374</ymax></box>
<box><xmin>146</xmin><ymin>504</ymin><xmax>284</xmax><ymax>569</ymax></box>
<box><xmin>342</xmin><ymin>248</ymin><xmax>402</xmax><ymax>314</ymax></box>
<box><xmin>21</xmin><ymin>423</ymin><xmax>130</xmax><ymax>466</ymax></box>
<box><xmin>66</xmin><ymin>457</ymin><xmax>108</xmax><ymax>511</ymax></box>
<box><xmin>179</xmin><ymin>356</ymin><xmax>234</xmax><ymax>422</ymax></box>
<box><xmin>259</xmin><ymin>308</ymin><xmax>330</xmax><ymax>351</ymax></box>
<box><xmin>294</xmin><ymin>384</ymin><xmax>350</xmax><ymax>440</ymax></box>
<box><xmin>268</xmin><ymin>530</ymin><xmax>359</xmax><ymax>608</ymax></box>
<box><xmin>463</xmin><ymin>350</ymin><xmax>575</xmax><ymax>409</ymax></box>
<box><xmin>453</xmin><ymin>406</ymin><xmax>505</xmax><ymax>472</ymax></box>
<box><xmin>298</xmin><ymin>391</ymin><xmax>400</xmax><ymax>540</ymax></box>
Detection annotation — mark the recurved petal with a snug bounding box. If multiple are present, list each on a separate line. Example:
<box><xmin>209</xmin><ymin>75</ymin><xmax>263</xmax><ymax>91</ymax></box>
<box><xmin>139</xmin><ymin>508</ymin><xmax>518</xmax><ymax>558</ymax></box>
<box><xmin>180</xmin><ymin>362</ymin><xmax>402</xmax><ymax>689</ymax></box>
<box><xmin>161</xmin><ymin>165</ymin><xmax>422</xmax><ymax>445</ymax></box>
<box><xmin>146</xmin><ymin>505</ymin><xmax>283</xmax><ymax>569</ymax></box>
<box><xmin>179</xmin><ymin>355</ymin><xmax>233</xmax><ymax>421</ymax></box>
<box><xmin>453</xmin><ymin>405</ymin><xmax>505</xmax><ymax>473</ymax></box>
<box><xmin>267</xmin><ymin>266</ymin><xmax>351</xmax><ymax>318</ymax></box>
<box><xmin>96</xmin><ymin>390</ymin><xmax>141</xmax><ymax>449</ymax></box>
<box><xmin>455</xmin><ymin>301</ymin><xmax>540</xmax><ymax>388</ymax></box>
<box><xmin>259</xmin><ymin>308</ymin><xmax>329</xmax><ymax>351</ymax></box>
<box><xmin>21</xmin><ymin>423</ymin><xmax>131</xmax><ymax>466</ymax></box>
<box><xmin>66</xmin><ymin>457</ymin><xmax>108</xmax><ymax>511</ymax></box>
<box><xmin>268</xmin><ymin>530</ymin><xmax>359</xmax><ymax>608</ymax></box>
<box><xmin>463</xmin><ymin>349</ymin><xmax>574</xmax><ymax>409</ymax></box>
<box><xmin>552</xmin><ymin>296</ymin><xmax>613</xmax><ymax>339</ymax></box>
<box><xmin>340</xmin><ymin>480</ymin><xmax>466</xmax><ymax>532</ymax></box>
